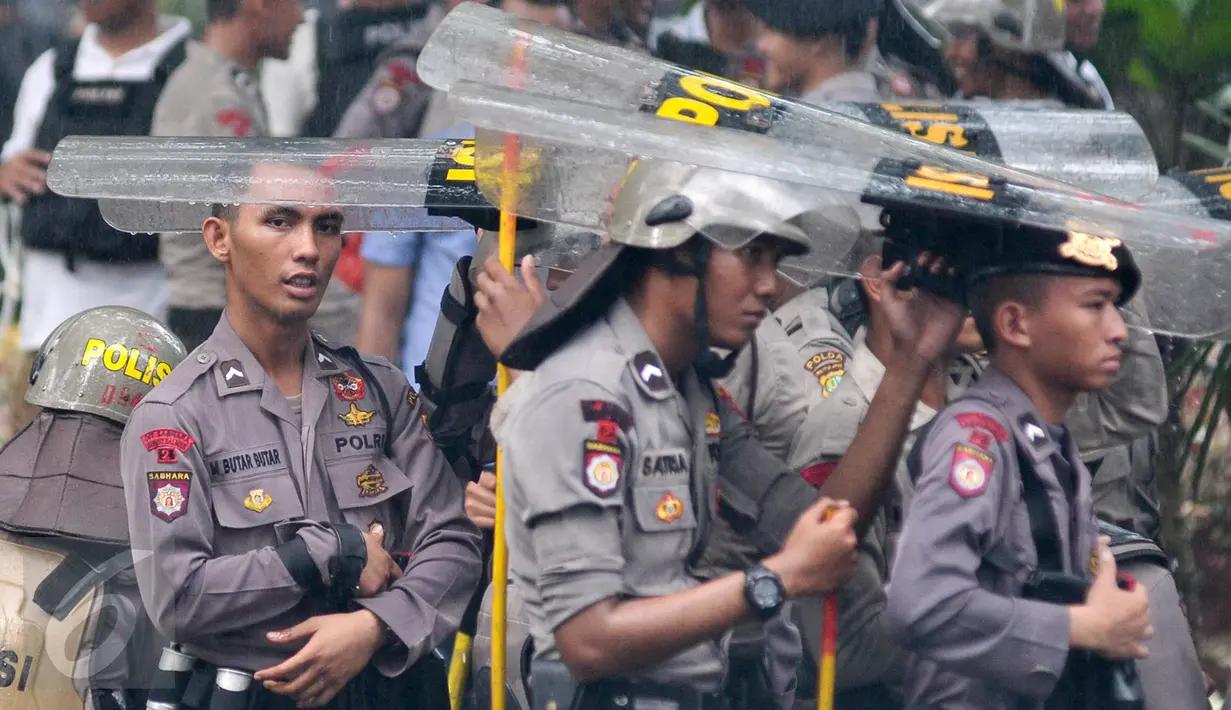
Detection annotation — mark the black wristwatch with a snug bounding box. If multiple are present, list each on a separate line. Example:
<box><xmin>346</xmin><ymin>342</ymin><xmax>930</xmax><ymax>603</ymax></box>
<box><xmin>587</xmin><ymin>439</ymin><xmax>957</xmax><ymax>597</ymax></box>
<box><xmin>743</xmin><ymin>564</ymin><xmax>786</xmax><ymax>620</ymax></box>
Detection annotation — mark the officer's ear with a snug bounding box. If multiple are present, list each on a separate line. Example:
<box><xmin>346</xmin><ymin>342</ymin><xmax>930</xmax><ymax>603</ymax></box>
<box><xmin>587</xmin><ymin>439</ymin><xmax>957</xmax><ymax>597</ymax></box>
<box><xmin>202</xmin><ymin>216</ymin><xmax>233</xmax><ymax>265</ymax></box>
<box><xmin>992</xmin><ymin>299</ymin><xmax>1033</xmax><ymax>351</ymax></box>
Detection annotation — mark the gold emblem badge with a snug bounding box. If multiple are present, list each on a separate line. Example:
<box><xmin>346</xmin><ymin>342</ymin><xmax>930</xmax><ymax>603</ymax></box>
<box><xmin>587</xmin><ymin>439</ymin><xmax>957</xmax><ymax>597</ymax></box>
<box><xmin>704</xmin><ymin>412</ymin><xmax>720</xmax><ymax>437</ymax></box>
<box><xmin>244</xmin><ymin>488</ymin><xmax>272</xmax><ymax>513</ymax></box>
<box><xmin>357</xmin><ymin>465</ymin><xmax>390</xmax><ymax>498</ymax></box>
<box><xmin>1059</xmin><ymin>231</ymin><xmax>1121</xmax><ymax>271</ymax></box>
<box><xmin>339</xmin><ymin>402</ymin><xmax>376</xmax><ymax>427</ymax></box>
<box><xmin>655</xmin><ymin>492</ymin><xmax>684</xmax><ymax>523</ymax></box>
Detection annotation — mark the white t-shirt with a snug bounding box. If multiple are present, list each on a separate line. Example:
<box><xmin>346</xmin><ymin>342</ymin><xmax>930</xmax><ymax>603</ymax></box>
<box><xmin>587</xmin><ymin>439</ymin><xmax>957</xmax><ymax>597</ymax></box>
<box><xmin>2</xmin><ymin>16</ymin><xmax>192</xmax><ymax>351</ymax></box>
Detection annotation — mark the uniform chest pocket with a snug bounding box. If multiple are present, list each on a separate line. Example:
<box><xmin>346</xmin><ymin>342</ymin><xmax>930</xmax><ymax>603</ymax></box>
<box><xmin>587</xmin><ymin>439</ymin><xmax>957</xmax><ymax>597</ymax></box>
<box><xmin>211</xmin><ymin>470</ymin><xmax>304</xmax><ymax>529</ymax></box>
<box><xmin>631</xmin><ymin>448</ymin><xmax>697</xmax><ymax>533</ymax></box>
<box><xmin>325</xmin><ymin>456</ymin><xmax>413</xmax><ymax>533</ymax></box>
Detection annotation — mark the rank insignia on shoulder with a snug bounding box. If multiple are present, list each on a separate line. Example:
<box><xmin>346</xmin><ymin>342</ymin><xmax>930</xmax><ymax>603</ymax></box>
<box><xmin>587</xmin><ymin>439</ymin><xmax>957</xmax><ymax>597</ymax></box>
<box><xmin>407</xmin><ymin>388</ymin><xmax>419</xmax><ymax>407</ymax></box>
<box><xmin>949</xmin><ymin>444</ymin><xmax>992</xmax><ymax>498</ymax></box>
<box><xmin>244</xmin><ymin>488</ymin><xmax>272</xmax><ymax>513</ymax></box>
<box><xmin>331</xmin><ymin>372</ymin><xmax>367</xmax><ymax>402</ymax></box>
<box><xmin>655</xmin><ymin>491</ymin><xmax>684</xmax><ymax>523</ymax></box>
<box><xmin>632</xmin><ymin>351</ymin><xmax>669</xmax><ymax>395</ymax></box>
<box><xmin>584</xmin><ymin>440</ymin><xmax>622</xmax><ymax>498</ymax></box>
<box><xmin>357</xmin><ymin>465</ymin><xmax>390</xmax><ymax>498</ymax></box>
<box><xmin>147</xmin><ymin>472</ymin><xmax>191</xmax><ymax>522</ymax></box>
<box><xmin>705</xmin><ymin>411</ymin><xmax>721</xmax><ymax>437</ymax></box>
<box><xmin>1017</xmin><ymin>413</ymin><xmax>1048</xmax><ymax>446</ymax></box>
<box><xmin>141</xmin><ymin>428</ymin><xmax>196</xmax><ymax>464</ymax></box>
<box><xmin>219</xmin><ymin>359</ymin><xmax>250</xmax><ymax>388</ymax></box>
<box><xmin>340</xmin><ymin>402</ymin><xmax>376</xmax><ymax>427</ymax></box>
<box><xmin>804</xmin><ymin>350</ymin><xmax>845</xmax><ymax>397</ymax></box>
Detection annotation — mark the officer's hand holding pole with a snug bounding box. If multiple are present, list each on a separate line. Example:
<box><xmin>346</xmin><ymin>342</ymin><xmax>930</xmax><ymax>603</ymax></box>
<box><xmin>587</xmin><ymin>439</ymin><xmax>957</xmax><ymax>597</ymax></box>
<box><xmin>359</xmin><ymin>525</ymin><xmax>402</xmax><ymax>597</ymax></box>
<box><xmin>1069</xmin><ymin>536</ymin><xmax>1153</xmax><ymax>660</ymax></box>
<box><xmin>0</xmin><ymin>149</ymin><xmax>51</xmax><ymax>204</ymax></box>
<box><xmin>474</xmin><ymin>254</ymin><xmax>546</xmax><ymax>360</ymax></box>
<box><xmin>257</xmin><ymin>610</ymin><xmax>387</xmax><ymax>708</ymax></box>
<box><xmin>763</xmin><ymin>498</ymin><xmax>859</xmax><ymax>597</ymax></box>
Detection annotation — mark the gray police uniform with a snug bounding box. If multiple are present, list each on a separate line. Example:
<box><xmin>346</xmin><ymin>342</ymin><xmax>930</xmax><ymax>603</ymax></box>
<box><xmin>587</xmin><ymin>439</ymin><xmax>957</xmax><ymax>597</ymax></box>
<box><xmin>494</xmin><ymin>297</ymin><xmax>811</xmax><ymax>698</ymax></box>
<box><xmin>773</xmin><ymin>287</ymin><xmax>856</xmax><ymax>403</ymax></box>
<box><xmin>785</xmin><ymin>328</ymin><xmax>957</xmax><ymax>700</ymax></box>
<box><xmin>888</xmin><ymin>366</ymin><xmax>1098</xmax><ymax>710</ymax></box>
<box><xmin>120</xmin><ymin>315</ymin><xmax>483</xmax><ymax>676</ymax></box>
<box><xmin>152</xmin><ymin>41</ymin><xmax>268</xmax><ymax>350</ymax></box>
<box><xmin>331</xmin><ymin>11</ymin><xmax>443</xmax><ymax>142</ymax></box>
<box><xmin>717</xmin><ymin>316</ymin><xmax>812</xmax><ymax>462</ymax></box>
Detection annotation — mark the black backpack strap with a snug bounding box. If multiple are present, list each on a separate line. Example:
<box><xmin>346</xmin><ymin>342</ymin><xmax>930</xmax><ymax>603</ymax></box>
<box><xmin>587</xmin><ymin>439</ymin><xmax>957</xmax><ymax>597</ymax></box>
<box><xmin>1016</xmin><ymin>441</ymin><xmax>1065</xmax><ymax>573</ymax></box>
<box><xmin>52</xmin><ymin>38</ymin><xmax>82</xmax><ymax>81</ymax></box>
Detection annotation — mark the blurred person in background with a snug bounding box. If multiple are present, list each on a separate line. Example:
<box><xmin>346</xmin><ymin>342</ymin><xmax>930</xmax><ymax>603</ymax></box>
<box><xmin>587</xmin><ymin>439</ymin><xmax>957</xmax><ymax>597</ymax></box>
<box><xmin>152</xmin><ymin>0</ymin><xmax>304</xmax><ymax>352</ymax></box>
<box><xmin>747</xmin><ymin>0</ymin><xmax>896</xmax><ymax>103</ymax></box>
<box><xmin>0</xmin><ymin>0</ymin><xmax>56</xmax><ymax>142</ymax></box>
<box><xmin>1045</xmin><ymin>0</ymin><xmax>1112</xmax><ymax>109</ymax></box>
<box><xmin>648</xmin><ymin>0</ymin><xmax>769</xmax><ymax>86</ymax></box>
<box><xmin>260</xmin><ymin>0</ymin><xmax>444</xmax><ymax>138</ymax></box>
<box><xmin>0</xmin><ymin>0</ymin><xmax>191</xmax><ymax>433</ymax></box>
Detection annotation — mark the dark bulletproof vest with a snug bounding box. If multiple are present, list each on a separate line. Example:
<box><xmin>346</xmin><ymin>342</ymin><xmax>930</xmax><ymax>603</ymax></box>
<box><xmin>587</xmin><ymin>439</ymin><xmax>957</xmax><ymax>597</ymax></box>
<box><xmin>22</xmin><ymin>36</ymin><xmax>187</xmax><ymax>270</ymax></box>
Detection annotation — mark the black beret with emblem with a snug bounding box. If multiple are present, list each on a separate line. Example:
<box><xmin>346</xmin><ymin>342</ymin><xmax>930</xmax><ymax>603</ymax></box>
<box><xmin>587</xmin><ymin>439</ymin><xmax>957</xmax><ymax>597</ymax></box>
<box><xmin>744</xmin><ymin>0</ymin><xmax>885</xmax><ymax>38</ymax></box>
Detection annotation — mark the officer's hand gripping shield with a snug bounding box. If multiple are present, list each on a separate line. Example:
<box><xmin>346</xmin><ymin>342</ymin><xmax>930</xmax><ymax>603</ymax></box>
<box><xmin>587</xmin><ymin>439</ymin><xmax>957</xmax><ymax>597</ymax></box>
<box><xmin>44</xmin><ymin>136</ymin><xmax>544</xmax><ymax>235</ymax></box>
<box><xmin>416</xmin><ymin>2</ymin><xmax>1157</xmax><ymax>200</ymax></box>
<box><xmin>444</xmin><ymin>81</ymin><xmax>1231</xmax><ymax>342</ymax></box>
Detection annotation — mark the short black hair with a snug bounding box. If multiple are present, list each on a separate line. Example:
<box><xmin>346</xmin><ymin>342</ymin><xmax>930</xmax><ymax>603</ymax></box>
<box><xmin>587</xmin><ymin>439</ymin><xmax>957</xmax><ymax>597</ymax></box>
<box><xmin>968</xmin><ymin>273</ymin><xmax>1057</xmax><ymax>353</ymax></box>
<box><xmin>208</xmin><ymin>0</ymin><xmax>242</xmax><ymax>22</ymax></box>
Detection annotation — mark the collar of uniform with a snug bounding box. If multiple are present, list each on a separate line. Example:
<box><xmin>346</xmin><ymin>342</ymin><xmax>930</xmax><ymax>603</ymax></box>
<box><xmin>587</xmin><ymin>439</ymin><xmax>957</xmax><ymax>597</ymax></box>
<box><xmin>206</xmin><ymin>314</ymin><xmax>266</xmax><ymax>397</ymax></box>
<box><xmin>607</xmin><ymin>297</ymin><xmax>676</xmax><ymax>401</ymax></box>
<box><xmin>971</xmin><ymin>365</ymin><xmax>1061</xmax><ymax>463</ymax></box>
<box><xmin>849</xmin><ymin>332</ymin><xmax>937</xmax><ymax>432</ymax></box>
<box><xmin>306</xmin><ymin>332</ymin><xmax>344</xmax><ymax>378</ymax></box>
<box><xmin>774</xmin><ymin>286</ymin><xmax>829</xmax><ymax>333</ymax></box>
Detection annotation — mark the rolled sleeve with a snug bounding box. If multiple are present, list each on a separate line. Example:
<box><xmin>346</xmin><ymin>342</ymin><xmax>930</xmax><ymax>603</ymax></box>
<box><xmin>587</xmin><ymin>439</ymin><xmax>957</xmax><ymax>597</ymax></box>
<box><xmin>532</xmin><ymin>507</ymin><xmax>626</xmax><ymax>632</ymax></box>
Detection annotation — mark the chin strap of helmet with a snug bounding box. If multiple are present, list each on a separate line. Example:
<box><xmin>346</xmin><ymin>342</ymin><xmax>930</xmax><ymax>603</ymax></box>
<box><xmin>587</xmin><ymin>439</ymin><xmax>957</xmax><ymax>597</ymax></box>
<box><xmin>646</xmin><ymin>238</ymin><xmax>740</xmax><ymax>380</ymax></box>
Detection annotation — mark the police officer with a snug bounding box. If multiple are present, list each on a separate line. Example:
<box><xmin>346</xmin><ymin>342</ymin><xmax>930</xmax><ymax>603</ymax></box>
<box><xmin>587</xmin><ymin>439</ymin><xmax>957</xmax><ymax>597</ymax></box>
<box><xmin>746</xmin><ymin>0</ymin><xmax>893</xmax><ymax>104</ymax></box>
<box><xmin>0</xmin><ymin>306</ymin><xmax>187</xmax><ymax>710</ymax></box>
<box><xmin>490</xmin><ymin>160</ymin><xmax>865</xmax><ymax>708</ymax></box>
<box><xmin>152</xmin><ymin>0</ymin><xmax>303</xmax><ymax>351</ymax></box>
<box><xmin>913</xmin><ymin>0</ymin><xmax>1109</xmax><ymax>108</ymax></box>
<box><xmin>119</xmin><ymin>160</ymin><xmax>483</xmax><ymax>710</ymax></box>
<box><xmin>887</xmin><ymin>225</ymin><xmax>1153</xmax><ymax>710</ymax></box>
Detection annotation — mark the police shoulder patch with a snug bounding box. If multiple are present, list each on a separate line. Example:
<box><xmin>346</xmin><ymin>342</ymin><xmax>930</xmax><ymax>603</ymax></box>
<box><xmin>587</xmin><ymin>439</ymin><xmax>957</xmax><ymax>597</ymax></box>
<box><xmin>956</xmin><ymin>412</ymin><xmax>1009</xmax><ymax>441</ymax></box>
<box><xmin>216</xmin><ymin>109</ymin><xmax>253</xmax><ymax>137</ymax></box>
<box><xmin>147</xmin><ymin>471</ymin><xmax>191</xmax><ymax>522</ymax></box>
<box><xmin>804</xmin><ymin>349</ymin><xmax>846</xmax><ymax>397</ymax></box>
<box><xmin>583</xmin><ymin>440</ymin><xmax>623</xmax><ymax>498</ymax></box>
<box><xmin>949</xmin><ymin>444</ymin><xmax>992</xmax><ymax>498</ymax></box>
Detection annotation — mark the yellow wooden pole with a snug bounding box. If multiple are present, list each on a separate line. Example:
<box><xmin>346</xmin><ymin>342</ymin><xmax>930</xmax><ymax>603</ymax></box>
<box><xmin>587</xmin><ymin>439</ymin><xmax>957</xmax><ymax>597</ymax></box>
<box><xmin>817</xmin><ymin>507</ymin><xmax>839</xmax><ymax>710</ymax></box>
<box><xmin>491</xmin><ymin>33</ymin><xmax>528</xmax><ymax>710</ymax></box>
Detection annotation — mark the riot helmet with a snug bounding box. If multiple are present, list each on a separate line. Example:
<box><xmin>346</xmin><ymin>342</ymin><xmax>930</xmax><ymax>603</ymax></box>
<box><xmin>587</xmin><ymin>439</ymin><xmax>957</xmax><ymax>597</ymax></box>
<box><xmin>26</xmin><ymin>306</ymin><xmax>188</xmax><ymax>425</ymax></box>
<box><xmin>909</xmin><ymin>0</ymin><xmax>1067</xmax><ymax>53</ymax></box>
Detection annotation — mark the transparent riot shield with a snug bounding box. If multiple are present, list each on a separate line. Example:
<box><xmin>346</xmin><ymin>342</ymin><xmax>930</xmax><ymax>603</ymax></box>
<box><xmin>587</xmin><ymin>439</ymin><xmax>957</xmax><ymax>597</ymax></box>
<box><xmin>446</xmin><ymin>82</ymin><xmax>1231</xmax><ymax>341</ymax></box>
<box><xmin>45</xmin><ymin>136</ymin><xmax>535</xmax><ymax>234</ymax></box>
<box><xmin>416</xmin><ymin>2</ymin><xmax>1158</xmax><ymax>199</ymax></box>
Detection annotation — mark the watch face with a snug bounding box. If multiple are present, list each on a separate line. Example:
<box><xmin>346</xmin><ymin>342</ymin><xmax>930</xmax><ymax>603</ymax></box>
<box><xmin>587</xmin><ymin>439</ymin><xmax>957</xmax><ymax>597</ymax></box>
<box><xmin>752</xmin><ymin>577</ymin><xmax>781</xmax><ymax>608</ymax></box>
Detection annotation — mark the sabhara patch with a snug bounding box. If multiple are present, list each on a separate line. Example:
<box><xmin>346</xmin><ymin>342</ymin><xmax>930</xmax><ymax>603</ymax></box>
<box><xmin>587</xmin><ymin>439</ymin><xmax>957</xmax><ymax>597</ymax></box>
<box><xmin>583</xmin><ymin>447</ymin><xmax>622</xmax><ymax>498</ymax></box>
<box><xmin>147</xmin><ymin>471</ymin><xmax>191</xmax><ymax>522</ymax></box>
<box><xmin>331</xmin><ymin>372</ymin><xmax>367</xmax><ymax>402</ymax></box>
<box><xmin>949</xmin><ymin>444</ymin><xmax>992</xmax><ymax>498</ymax></box>
<box><xmin>804</xmin><ymin>350</ymin><xmax>846</xmax><ymax>397</ymax></box>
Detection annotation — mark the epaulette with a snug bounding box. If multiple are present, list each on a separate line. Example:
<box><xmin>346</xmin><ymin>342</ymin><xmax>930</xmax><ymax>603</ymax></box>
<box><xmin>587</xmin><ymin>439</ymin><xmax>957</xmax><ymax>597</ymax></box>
<box><xmin>139</xmin><ymin>348</ymin><xmax>219</xmax><ymax>405</ymax></box>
